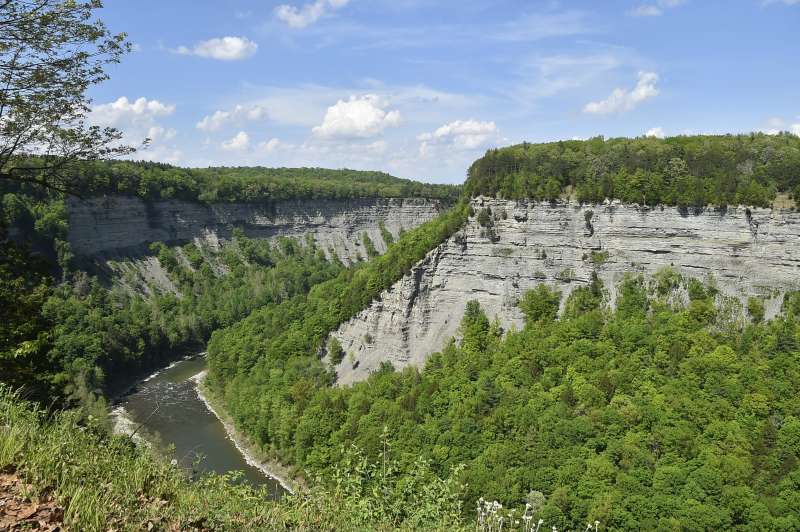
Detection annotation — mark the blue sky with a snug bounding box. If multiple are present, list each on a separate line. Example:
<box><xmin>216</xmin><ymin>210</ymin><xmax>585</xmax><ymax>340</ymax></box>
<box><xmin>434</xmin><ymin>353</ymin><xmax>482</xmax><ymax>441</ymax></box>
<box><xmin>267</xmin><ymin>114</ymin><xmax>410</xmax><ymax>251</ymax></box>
<box><xmin>90</xmin><ymin>0</ymin><xmax>800</xmax><ymax>183</ymax></box>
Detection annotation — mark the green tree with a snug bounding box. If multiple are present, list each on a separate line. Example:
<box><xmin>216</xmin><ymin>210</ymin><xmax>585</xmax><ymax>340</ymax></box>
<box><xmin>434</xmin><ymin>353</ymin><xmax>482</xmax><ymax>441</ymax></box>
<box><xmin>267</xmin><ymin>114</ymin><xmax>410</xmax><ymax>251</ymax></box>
<box><xmin>519</xmin><ymin>284</ymin><xmax>561</xmax><ymax>324</ymax></box>
<box><xmin>0</xmin><ymin>0</ymin><xmax>134</xmax><ymax>193</ymax></box>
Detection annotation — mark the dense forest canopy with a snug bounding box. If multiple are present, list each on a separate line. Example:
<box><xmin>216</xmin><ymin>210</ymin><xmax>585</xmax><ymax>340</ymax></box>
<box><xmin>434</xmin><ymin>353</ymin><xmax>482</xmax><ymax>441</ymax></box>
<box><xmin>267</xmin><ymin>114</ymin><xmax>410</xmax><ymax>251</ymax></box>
<box><xmin>68</xmin><ymin>160</ymin><xmax>460</xmax><ymax>202</ymax></box>
<box><xmin>208</xmin><ymin>270</ymin><xmax>800</xmax><ymax>530</ymax></box>
<box><xmin>466</xmin><ymin>133</ymin><xmax>800</xmax><ymax>207</ymax></box>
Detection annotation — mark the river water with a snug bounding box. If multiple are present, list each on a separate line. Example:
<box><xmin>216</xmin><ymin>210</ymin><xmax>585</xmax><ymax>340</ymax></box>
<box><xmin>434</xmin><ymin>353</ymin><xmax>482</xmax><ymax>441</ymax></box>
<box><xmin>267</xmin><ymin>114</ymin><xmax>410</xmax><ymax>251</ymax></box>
<box><xmin>112</xmin><ymin>355</ymin><xmax>286</xmax><ymax>498</ymax></box>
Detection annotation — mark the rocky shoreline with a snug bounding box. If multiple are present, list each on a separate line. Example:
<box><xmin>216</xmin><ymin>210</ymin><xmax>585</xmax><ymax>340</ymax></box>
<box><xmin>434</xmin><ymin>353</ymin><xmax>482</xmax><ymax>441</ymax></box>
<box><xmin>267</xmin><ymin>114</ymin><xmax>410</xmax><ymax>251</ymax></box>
<box><xmin>192</xmin><ymin>370</ymin><xmax>297</xmax><ymax>494</ymax></box>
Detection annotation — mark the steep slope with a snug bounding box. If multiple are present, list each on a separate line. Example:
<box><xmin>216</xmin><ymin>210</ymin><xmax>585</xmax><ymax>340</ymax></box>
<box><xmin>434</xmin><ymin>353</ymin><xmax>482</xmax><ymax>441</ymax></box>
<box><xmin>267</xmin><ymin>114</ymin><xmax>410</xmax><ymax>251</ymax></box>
<box><xmin>67</xmin><ymin>196</ymin><xmax>443</xmax><ymax>263</ymax></box>
<box><xmin>331</xmin><ymin>198</ymin><xmax>800</xmax><ymax>384</ymax></box>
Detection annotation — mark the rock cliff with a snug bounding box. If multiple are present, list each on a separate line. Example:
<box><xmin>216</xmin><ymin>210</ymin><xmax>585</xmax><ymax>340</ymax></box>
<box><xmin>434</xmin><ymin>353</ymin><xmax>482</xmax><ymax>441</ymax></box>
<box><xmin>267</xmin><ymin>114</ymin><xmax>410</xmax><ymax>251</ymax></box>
<box><xmin>67</xmin><ymin>196</ymin><xmax>444</xmax><ymax>263</ymax></box>
<box><xmin>331</xmin><ymin>198</ymin><xmax>800</xmax><ymax>385</ymax></box>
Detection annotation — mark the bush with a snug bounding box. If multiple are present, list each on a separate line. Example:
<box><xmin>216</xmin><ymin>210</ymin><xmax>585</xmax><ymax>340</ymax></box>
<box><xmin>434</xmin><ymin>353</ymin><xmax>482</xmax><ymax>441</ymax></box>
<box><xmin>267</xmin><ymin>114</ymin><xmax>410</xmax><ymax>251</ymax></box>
<box><xmin>519</xmin><ymin>284</ymin><xmax>562</xmax><ymax>324</ymax></box>
<box><xmin>748</xmin><ymin>297</ymin><xmax>765</xmax><ymax>323</ymax></box>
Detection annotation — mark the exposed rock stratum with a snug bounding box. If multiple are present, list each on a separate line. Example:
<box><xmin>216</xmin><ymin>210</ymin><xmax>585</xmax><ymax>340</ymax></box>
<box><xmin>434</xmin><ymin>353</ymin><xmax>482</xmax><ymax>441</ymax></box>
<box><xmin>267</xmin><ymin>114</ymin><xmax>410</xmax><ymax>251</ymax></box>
<box><xmin>331</xmin><ymin>198</ymin><xmax>800</xmax><ymax>385</ymax></box>
<box><xmin>67</xmin><ymin>196</ymin><xmax>444</xmax><ymax>262</ymax></box>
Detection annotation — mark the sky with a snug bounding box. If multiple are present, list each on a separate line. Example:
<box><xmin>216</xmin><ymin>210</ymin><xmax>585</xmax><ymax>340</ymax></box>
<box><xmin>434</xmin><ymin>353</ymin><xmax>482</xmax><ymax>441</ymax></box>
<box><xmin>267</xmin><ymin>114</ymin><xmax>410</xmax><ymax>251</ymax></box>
<box><xmin>90</xmin><ymin>0</ymin><xmax>800</xmax><ymax>183</ymax></box>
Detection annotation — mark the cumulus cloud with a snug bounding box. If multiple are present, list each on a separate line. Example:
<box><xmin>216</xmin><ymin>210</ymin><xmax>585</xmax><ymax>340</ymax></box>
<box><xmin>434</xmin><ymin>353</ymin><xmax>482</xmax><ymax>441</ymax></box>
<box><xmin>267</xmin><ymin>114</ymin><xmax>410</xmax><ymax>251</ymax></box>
<box><xmin>417</xmin><ymin>119</ymin><xmax>499</xmax><ymax>156</ymax></box>
<box><xmin>90</xmin><ymin>97</ymin><xmax>180</xmax><ymax>163</ymax></box>
<box><xmin>646</xmin><ymin>127</ymin><xmax>665</xmax><ymax>138</ymax></box>
<box><xmin>628</xmin><ymin>0</ymin><xmax>687</xmax><ymax>16</ymax></box>
<box><xmin>793</xmin><ymin>123</ymin><xmax>800</xmax><ymax>136</ymax></box>
<box><xmin>312</xmin><ymin>95</ymin><xmax>401</xmax><ymax>139</ymax></box>
<box><xmin>221</xmin><ymin>131</ymin><xmax>250</xmax><ymax>151</ymax></box>
<box><xmin>92</xmin><ymin>97</ymin><xmax>175</xmax><ymax>127</ymax></box>
<box><xmin>176</xmin><ymin>37</ymin><xmax>257</xmax><ymax>61</ymax></box>
<box><xmin>258</xmin><ymin>138</ymin><xmax>285</xmax><ymax>153</ymax></box>
<box><xmin>197</xmin><ymin>105</ymin><xmax>268</xmax><ymax>132</ymax></box>
<box><xmin>146</xmin><ymin>126</ymin><xmax>177</xmax><ymax>142</ymax></box>
<box><xmin>584</xmin><ymin>72</ymin><xmax>660</xmax><ymax>115</ymax></box>
<box><xmin>275</xmin><ymin>0</ymin><xmax>349</xmax><ymax>28</ymax></box>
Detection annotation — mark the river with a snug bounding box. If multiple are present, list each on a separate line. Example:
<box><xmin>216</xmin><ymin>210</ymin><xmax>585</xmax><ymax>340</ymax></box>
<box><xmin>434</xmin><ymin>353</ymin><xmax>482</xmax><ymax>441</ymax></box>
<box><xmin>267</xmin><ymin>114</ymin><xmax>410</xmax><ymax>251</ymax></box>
<box><xmin>111</xmin><ymin>355</ymin><xmax>287</xmax><ymax>498</ymax></box>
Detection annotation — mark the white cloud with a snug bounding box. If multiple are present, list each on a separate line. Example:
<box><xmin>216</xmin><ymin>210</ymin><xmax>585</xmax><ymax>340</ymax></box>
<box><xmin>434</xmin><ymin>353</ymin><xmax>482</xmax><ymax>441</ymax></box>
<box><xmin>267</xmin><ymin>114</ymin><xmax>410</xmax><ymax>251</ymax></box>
<box><xmin>493</xmin><ymin>11</ymin><xmax>589</xmax><ymax>42</ymax></box>
<box><xmin>90</xmin><ymin>97</ymin><xmax>180</xmax><ymax>163</ymax></box>
<box><xmin>645</xmin><ymin>127</ymin><xmax>665</xmax><ymax>138</ymax></box>
<box><xmin>176</xmin><ymin>37</ymin><xmax>257</xmax><ymax>61</ymax></box>
<box><xmin>763</xmin><ymin>117</ymin><xmax>785</xmax><ymax>135</ymax></box>
<box><xmin>138</xmin><ymin>145</ymin><xmax>183</xmax><ymax>165</ymax></box>
<box><xmin>221</xmin><ymin>131</ymin><xmax>250</xmax><ymax>151</ymax></box>
<box><xmin>418</xmin><ymin>119</ymin><xmax>499</xmax><ymax>156</ymax></box>
<box><xmin>275</xmin><ymin>0</ymin><xmax>349</xmax><ymax>28</ymax></box>
<box><xmin>92</xmin><ymin>97</ymin><xmax>175</xmax><ymax>127</ymax></box>
<box><xmin>628</xmin><ymin>0</ymin><xmax>687</xmax><ymax>16</ymax></box>
<box><xmin>197</xmin><ymin>105</ymin><xmax>268</xmax><ymax>132</ymax></box>
<box><xmin>258</xmin><ymin>138</ymin><xmax>285</xmax><ymax>152</ymax></box>
<box><xmin>761</xmin><ymin>117</ymin><xmax>800</xmax><ymax>136</ymax></box>
<box><xmin>629</xmin><ymin>5</ymin><xmax>664</xmax><ymax>16</ymax></box>
<box><xmin>764</xmin><ymin>0</ymin><xmax>800</xmax><ymax>5</ymax></box>
<box><xmin>312</xmin><ymin>95</ymin><xmax>401</xmax><ymax>139</ymax></box>
<box><xmin>146</xmin><ymin>126</ymin><xmax>177</xmax><ymax>142</ymax></box>
<box><xmin>584</xmin><ymin>71</ymin><xmax>660</xmax><ymax>115</ymax></box>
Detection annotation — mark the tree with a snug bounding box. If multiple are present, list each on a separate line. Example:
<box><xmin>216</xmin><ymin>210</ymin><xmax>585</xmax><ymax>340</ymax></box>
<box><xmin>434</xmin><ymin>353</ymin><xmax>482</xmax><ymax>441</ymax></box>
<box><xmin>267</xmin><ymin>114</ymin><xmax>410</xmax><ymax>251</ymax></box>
<box><xmin>519</xmin><ymin>284</ymin><xmax>561</xmax><ymax>324</ymax></box>
<box><xmin>0</xmin><ymin>0</ymin><xmax>134</xmax><ymax>194</ymax></box>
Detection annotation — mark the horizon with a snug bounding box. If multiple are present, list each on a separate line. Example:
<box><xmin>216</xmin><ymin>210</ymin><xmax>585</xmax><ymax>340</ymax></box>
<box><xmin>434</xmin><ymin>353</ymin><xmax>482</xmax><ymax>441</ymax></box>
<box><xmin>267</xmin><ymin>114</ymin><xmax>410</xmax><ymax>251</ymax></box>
<box><xmin>92</xmin><ymin>0</ymin><xmax>800</xmax><ymax>183</ymax></box>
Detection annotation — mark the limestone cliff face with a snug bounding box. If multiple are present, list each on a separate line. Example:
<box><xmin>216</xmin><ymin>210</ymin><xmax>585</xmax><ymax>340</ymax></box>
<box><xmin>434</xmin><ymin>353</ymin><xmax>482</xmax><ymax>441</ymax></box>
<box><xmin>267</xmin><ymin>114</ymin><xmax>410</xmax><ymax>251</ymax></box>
<box><xmin>331</xmin><ymin>198</ymin><xmax>800</xmax><ymax>385</ymax></box>
<box><xmin>67</xmin><ymin>196</ymin><xmax>444</xmax><ymax>263</ymax></box>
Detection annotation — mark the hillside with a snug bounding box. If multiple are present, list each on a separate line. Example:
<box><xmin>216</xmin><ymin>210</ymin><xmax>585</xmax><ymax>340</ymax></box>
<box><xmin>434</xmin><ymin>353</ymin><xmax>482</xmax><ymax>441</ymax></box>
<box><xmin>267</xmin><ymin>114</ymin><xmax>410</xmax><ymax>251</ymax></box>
<box><xmin>202</xmin><ymin>135</ymin><xmax>800</xmax><ymax>530</ymax></box>
<box><xmin>0</xmin><ymin>387</ymin><xmax>468</xmax><ymax>531</ymax></box>
<box><xmin>331</xmin><ymin>198</ymin><xmax>800</xmax><ymax>382</ymax></box>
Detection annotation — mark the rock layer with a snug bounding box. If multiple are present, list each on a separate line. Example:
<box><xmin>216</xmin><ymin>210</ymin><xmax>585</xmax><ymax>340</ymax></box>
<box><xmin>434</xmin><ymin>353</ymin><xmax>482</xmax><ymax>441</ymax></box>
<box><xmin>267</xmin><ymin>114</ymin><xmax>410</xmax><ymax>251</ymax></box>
<box><xmin>67</xmin><ymin>196</ymin><xmax>444</xmax><ymax>263</ymax></box>
<box><xmin>332</xmin><ymin>198</ymin><xmax>800</xmax><ymax>385</ymax></box>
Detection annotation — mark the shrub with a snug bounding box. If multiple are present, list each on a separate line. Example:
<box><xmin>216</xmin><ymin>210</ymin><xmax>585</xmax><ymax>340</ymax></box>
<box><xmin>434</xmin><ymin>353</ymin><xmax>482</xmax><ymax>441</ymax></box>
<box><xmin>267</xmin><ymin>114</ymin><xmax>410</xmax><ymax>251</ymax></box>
<box><xmin>519</xmin><ymin>284</ymin><xmax>562</xmax><ymax>324</ymax></box>
<box><xmin>748</xmin><ymin>297</ymin><xmax>766</xmax><ymax>323</ymax></box>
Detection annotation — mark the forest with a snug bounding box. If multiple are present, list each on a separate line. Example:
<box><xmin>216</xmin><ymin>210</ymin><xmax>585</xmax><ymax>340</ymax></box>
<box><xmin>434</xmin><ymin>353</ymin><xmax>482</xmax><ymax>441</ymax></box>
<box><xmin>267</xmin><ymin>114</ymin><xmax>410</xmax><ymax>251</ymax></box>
<box><xmin>48</xmin><ymin>159</ymin><xmax>461</xmax><ymax>202</ymax></box>
<box><xmin>207</xmin><ymin>268</ymin><xmax>800</xmax><ymax>530</ymax></box>
<box><xmin>466</xmin><ymin>133</ymin><xmax>800</xmax><ymax>207</ymax></box>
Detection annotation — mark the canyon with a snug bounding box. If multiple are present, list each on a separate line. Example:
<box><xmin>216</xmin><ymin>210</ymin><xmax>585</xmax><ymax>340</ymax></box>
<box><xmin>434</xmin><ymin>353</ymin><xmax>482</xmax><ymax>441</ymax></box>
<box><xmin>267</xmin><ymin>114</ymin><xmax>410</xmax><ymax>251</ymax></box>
<box><xmin>67</xmin><ymin>195</ymin><xmax>444</xmax><ymax>261</ymax></box>
<box><xmin>64</xmin><ymin>194</ymin><xmax>800</xmax><ymax>385</ymax></box>
<box><xmin>330</xmin><ymin>198</ymin><xmax>800</xmax><ymax>384</ymax></box>
<box><xmin>66</xmin><ymin>195</ymin><xmax>445</xmax><ymax>294</ymax></box>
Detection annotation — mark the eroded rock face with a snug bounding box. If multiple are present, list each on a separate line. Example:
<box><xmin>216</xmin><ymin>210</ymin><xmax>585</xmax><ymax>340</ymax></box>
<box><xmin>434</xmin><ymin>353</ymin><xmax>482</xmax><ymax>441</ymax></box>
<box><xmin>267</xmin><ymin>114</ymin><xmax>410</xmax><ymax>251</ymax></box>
<box><xmin>67</xmin><ymin>196</ymin><xmax>444</xmax><ymax>263</ymax></box>
<box><xmin>331</xmin><ymin>198</ymin><xmax>800</xmax><ymax>385</ymax></box>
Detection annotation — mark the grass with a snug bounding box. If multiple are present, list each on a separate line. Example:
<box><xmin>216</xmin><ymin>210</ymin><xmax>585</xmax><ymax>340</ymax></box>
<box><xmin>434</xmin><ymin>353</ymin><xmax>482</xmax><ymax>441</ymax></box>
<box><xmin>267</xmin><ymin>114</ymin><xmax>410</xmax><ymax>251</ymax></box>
<box><xmin>1</xmin><ymin>386</ymin><xmax>598</xmax><ymax>530</ymax></box>
<box><xmin>0</xmin><ymin>387</ymin><xmax>471</xmax><ymax>531</ymax></box>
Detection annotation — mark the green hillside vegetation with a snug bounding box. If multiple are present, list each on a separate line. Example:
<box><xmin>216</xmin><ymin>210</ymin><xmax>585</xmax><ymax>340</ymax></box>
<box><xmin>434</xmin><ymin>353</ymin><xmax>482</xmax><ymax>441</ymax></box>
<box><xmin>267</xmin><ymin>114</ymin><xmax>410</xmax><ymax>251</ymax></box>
<box><xmin>0</xmin><ymin>387</ymin><xmax>467</xmax><ymax>531</ymax></box>
<box><xmin>205</xmin><ymin>204</ymin><xmax>468</xmax><ymax>447</ymax></box>
<box><xmin>1</xmin><ymin>187</ymin><xmax>347</xmax><ymax>411</ymax></box>
<box><xmin>466</xmin><ymin>133</ymin><xmax>800</xmax><ymax>208</ymax></box>
<box><xmin>207</xmin><ymin>270</ymin><xmax>800</xmax><ymax>530</ymax></box>
<box><xmin>30</xmin><ymin>159</ymin><xmax>461</xmax><ymax>202</ymax></box>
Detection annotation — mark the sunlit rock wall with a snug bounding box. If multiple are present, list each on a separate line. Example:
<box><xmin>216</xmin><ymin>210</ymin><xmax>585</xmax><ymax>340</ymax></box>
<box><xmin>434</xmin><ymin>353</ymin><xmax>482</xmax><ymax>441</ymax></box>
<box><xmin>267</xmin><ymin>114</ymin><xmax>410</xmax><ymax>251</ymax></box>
<box><xmin>331</xmin><ymin>198</ymin><xmax>800</xmax><ymax>385</ymax></box>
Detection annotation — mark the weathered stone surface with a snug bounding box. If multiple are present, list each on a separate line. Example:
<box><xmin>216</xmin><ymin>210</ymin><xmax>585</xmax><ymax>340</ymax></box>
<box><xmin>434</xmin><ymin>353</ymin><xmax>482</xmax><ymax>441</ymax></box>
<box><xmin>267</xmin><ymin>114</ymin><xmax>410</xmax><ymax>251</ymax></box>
<box><xmin>331</xmin><ymin>198</ymin><xmax>800</xmax><ymax>385</ymax></box>
<box><xmin>67</xmin><ymin>196</ymin><xmax>444</xmax><ymax>263</ymax></box>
